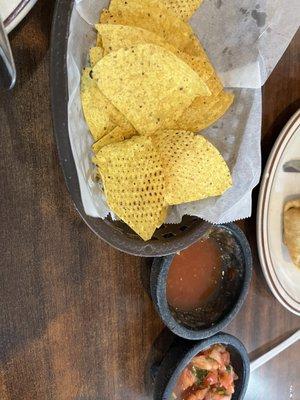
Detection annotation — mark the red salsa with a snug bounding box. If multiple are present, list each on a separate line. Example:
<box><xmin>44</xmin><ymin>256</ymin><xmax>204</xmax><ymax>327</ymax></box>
<box><xmin>167</xmin><ymin>238</ymin><xmax>222</xmax><ymax>312</ymax></box>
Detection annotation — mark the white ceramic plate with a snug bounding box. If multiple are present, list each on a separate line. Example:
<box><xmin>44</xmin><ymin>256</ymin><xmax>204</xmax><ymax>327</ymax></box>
<box><xmin>257</xmin><ymin>110</ymin><xmax>300</xmax><ymax>316</ymax></box>
<box><xmin>1</xmin><ymin>0</ymin><xmax>38</xmax><ymax>33</ymax></box>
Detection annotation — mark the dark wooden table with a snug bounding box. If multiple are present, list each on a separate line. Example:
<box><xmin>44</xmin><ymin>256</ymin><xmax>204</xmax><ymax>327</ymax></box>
<box><xmin>0</xmin><ymin>1</ymin><xmax>299</xmax><ymax>399</ymax></box>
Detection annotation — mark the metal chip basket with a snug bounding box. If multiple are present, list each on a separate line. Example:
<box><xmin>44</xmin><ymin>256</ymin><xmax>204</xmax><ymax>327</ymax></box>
<box><xmin>81</xmin><ymin>214</ymin><xmax>211</xmax><ymax>256</ymax></box>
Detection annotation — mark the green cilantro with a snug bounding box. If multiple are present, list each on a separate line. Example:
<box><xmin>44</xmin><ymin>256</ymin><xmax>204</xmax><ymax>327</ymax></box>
<box><xmin>191</xmin><ymin>366</ymin><xmax>208</xmax><ymax>386</ymax></box>
<box><xmin>216</xmin><ymin>387</ymin><xmax>228</xmax><ymax>395</ymax></box>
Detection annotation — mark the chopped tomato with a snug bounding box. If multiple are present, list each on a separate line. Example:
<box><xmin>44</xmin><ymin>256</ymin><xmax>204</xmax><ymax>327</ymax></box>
<box><xmin>204</xmin><ymin>371</ymin><xmax>218</xmax><ymax>386</ymax></box>
<box><xmin>212</xmin><ymin>344</ymin><xmax>226</xmax><ymax>354</ymax></box>
<box><xmin>208</xmin><ymin>348</ymin><xmax>223</xmax><ymax>365</ymax></box>
<box><xmin>204</xmin><ymin>393</ymin><xmax>231</xmax><ymax>400</ymax></box>
<box><xmin>185</xmin><ymin>388</ymin><xmax>209</xmax><ymax>400</ymax></box>
<box><xmin>175</xmin><ymin>368</ymin><xmax>197</xmax><ymax>396</ymax></box>
<box><xmin>221</xmin><ymin>351</ymin><xmax>230</xmax><ymax>366</ymax></box>
<box><xmin>171</xmin><ymin>345</ymin><xmax>237</xmax><ymax>400</ymax></box>
<box><xmin>192</xmin><ymin>356</ymin><xmax>219</xmax><ymax>371</ymax></box>
<box><xmin>219</xmin><ymin>371</ymin><xmax>234</xmax><ymax>394</ymax></box>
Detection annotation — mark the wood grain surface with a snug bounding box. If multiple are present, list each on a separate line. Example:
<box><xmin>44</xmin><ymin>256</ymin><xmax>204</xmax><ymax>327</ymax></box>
<box><xmin>0</xmin><ymin>1</ymin><xmax>299</xmax><ymax>399</ymax></box>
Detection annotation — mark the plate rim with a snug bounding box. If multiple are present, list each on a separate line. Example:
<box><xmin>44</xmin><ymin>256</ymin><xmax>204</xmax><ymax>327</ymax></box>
<box><xmin>257</xmin><ymin>109</ymin><xmax>300</xmax><ymax>316</ymax></box>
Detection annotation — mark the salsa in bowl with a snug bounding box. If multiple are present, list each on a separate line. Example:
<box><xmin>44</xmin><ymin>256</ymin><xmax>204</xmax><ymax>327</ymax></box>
<box><xmin>153</xmin><ymin>333</ymin><xmax>250</xmax><ymax>400</ymax></box>
<box><xmin>150</xmin><ymin>224</ymin><xmax>252</xmax><ymax>340</ymax></box>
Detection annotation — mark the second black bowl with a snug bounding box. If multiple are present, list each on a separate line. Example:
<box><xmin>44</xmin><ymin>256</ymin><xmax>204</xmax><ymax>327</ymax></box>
<box><xmin>153</xmin><ymin>333</ymin><xmax>250</xmax><ymax>400</ymax></box>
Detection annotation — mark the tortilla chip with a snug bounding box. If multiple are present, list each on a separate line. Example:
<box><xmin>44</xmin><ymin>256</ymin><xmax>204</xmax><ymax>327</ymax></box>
<box><xmin>161</xmin><ymin>0</ymin><xmax>203</xmax><ymax>21</ymax></box>
<box><xmin>96</xmin><ymin>23</ymin><xmax>214</xmax><ymax>82</ymax></box>
<box><xmin>92</xmin><ymin>126</ymin><xmax>136</xmax><ymax>153</ymax></box>
<box><xmin>175</xmin><ymin>91</ymin><xmax>234</xmax><ymax>131</ymax></box>
<box><xmin>92</xmin><ymin>44</ymin><xmax>210</xmax><ymax>135</ymax></box>
<box><xmin>101</xmin><ymin>0</ymin><xmax>205</xmax><ymax>57</ymax></box>
<box><xmin>96</xmin><ymin>23</ymin><xmax>167</xmax><ymax>55</ymax></box>
<box><xmin>80</xmin><ymin>68</ymin><xmax>134</xmax><ymax>141</ymax></box>
<box><xmin>152</xmin><ymin>130</ymin><xmax>232</xmax><ymax>205</ymax></box>
<box><xmin>89</xmin><ymin>47</ymin><xmax>104</xmax><ymax>67</ymax></box>
<box><xmin>94</xmin><ymin>135</ymin><xmax>167</xmax><ymax>241</ymax></box>
<box><xmin>205</xmin><ymin>74</ymin><xmax>223</xmax><ymax>96</ymax></box>
<box><xmin>89</xmin><ymin>27</ymin><xmax>229</xmax><ymax>134</ymax></box>
<box><xmin>185</xmin><ymin>54</ymin><xmax>215</xmax><ymax>83</ymax></box>
<box><xmin>81</xmin><ymin>68</ymin><xmax>116</xmax><ymax>140</ymax></box>
<box><xmin>173</xmin><ymin>73</ymin><xmax>232</xmax><ymax>132</ymax></box>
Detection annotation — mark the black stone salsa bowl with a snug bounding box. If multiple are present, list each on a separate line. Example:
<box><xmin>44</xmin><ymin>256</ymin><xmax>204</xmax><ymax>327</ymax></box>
<box><xmin>153</xmin><ymin>333</ymin><xmax>250</xmax><ymax>400</ymax></box>
<box><xmin>150</xmin><ymin>224</ymin><xmax>252</xmax><ymax>340</ymax></box>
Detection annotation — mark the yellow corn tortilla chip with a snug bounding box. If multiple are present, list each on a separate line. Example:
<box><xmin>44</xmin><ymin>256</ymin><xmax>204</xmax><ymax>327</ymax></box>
<box><xmin>89</xmin><ymin>47</ymin><xmax>104</xmax><ymax>67</ymax></box>
<box><xmin>186</xmin><ymin>54</ymin><xmax>215</xmax><ymax>83</ymax></box>
<box><xmin>92</xmin><ymin>44</ymin><xmax>210</xmax><ymax>135</ymax></box>
<box><xmin>92</xmin><ymin>126</ymin><xmax>136</xmax><ymax>153</ymax></box>
<box><xmin>161</xmin><ymin>0</ymin><xmax>203</xmax><ymax>21</ymax></box>
<box><xmin>172</xmin><ymin>73</ymin><xmax>231</xmax><ymax>132</ymax></box>
<box><xmin>81</xmin><ymin>68</ymin><xmax>115</xmax><ymax>140</ymax></box>
<box><xmin>80</xmin><ymin>68</ymin><xmax>134</xmax><ymax>141</ymax></box>
<box><xmin>152</xmin><ymin>130</ymin><xmax>232</xmax><ymax>205</ymax></box>
<box><xmin>175</xmin><ymin>91</ymin><xmax>234</xmax><ymax>132</ymax></box>
<box><xmin>205</xmin><ymin>74</ymin><xmax>224</xmax><ymax>96</ymax></box>
<box><xmin>96</xmin><ymin>23</ymin><xmax>214</xmax><ymax>82</ymax></box>
<box><xmin>96</xmin><ymin>23</ymin><xmax>167</xmax><ymax>55</ymax></box>
<box><xmin>101</xmin><ymin>0</ymin><xmax>205</xmax><ymax>57</ymax></box>
<box><xmin>174</xmin><ymin>70</ymin><xmax>231</xmax><ymax>132</ymax></box>
<box><xmin>96</xmin><ymin>32</ymin><xmax>103</xmax><ymax>47</ymax></box>
<box><xmin>95</xmin><ymin>23</ymin><xmax>227</xmax><ymax>128</ymax></box>
<box><xmin>94</xmin><ymin>135</ymin><xmax>167</xmax><ymax>241</ymax></box>
<box><xmin>94</xmin><ymin>23</ymin><xmax>227</xmax><ymax>130</ymax></box>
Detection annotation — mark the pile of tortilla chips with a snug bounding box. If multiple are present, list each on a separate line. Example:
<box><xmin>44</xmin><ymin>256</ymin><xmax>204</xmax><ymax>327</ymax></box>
<box><xmin>80</xmin><ymin>0</ymin><xmax>234</xmax><ymax>241</ymax></box>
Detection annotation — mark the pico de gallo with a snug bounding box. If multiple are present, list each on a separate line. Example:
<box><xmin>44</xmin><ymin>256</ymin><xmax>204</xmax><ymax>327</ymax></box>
<box><xmin>172</xmin><ymin>344</ymin><xmax>238</xmax><ymax>400</ymax></box>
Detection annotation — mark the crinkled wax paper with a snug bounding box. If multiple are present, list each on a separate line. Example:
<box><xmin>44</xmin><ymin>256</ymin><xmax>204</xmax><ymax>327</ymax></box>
<box><xmin>67</xmin><ymin>0</ymin><xmax>299</xmax><ymax>223</ymax></box>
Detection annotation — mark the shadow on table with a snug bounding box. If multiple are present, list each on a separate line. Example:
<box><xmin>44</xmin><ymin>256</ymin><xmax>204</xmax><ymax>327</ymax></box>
<box><xmin>139</xmin><ymin>258</ymin><xmax>153</xmax><ymax>299</ymax></box>
<box><xmin>143</xmin><ymin>327</ymin><xmax>178</xmax><ymax>397</ymax></box>
<box><xmin>9</xmin><ymin>0</ymin><xmax>55</xmax><ymax>69</ymax></box>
